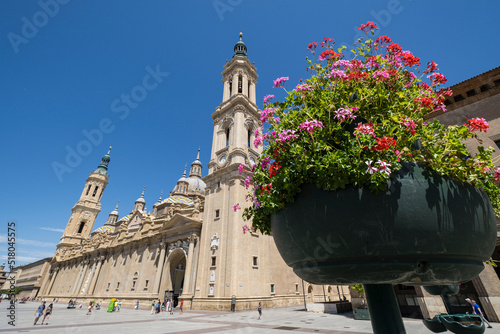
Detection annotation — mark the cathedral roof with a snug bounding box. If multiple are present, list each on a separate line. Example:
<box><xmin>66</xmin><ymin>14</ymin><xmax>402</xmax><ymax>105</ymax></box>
<box><xmin>117</xmin><ymin>214</ymin><xmax>131</xmax><ymax>223</ymax></box>
<box><xmin>161</xmin><ymin>195</ymin><xmax>194</xmax><ymax>206</ymax></box>
<box><xmin>93</xmin><ymin>225</ymin><xmax>115</xmax><ymax>233</ymax></box>
<box><xmin>135</xmin><ymin>187</ymin><xmax>146</xmax><ymax>203</ymax></box>
<box><xmin>186</xmin><ymin>176</ymin><xmax>206</xmax><ymax>193</ymax></box>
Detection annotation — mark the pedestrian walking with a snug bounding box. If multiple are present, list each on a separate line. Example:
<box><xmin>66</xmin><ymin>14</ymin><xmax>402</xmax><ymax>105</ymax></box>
<box><xmin>150</xmin><ymin>300</ymin><xmax>155</xmax><ymax>314</ymax></box>
<box><xmin>41</xmin><ymin>303</ymin><xmax>53</xmax><ymax>325</ymax></box>
<box><xmin>465</xmin><ymin>298</ymin><xmax>493</xmax><ymax>328</ymax></box>
<box><xmin>87</xmin><ymin>302</ymin><xmax>93</xmax><ymax>315</ymax></box>
<box><xmin>118</xmin><ymin>300</ymin><xmax>122</xmax><ymax>312</ymax></box>
<box><xmin>135</xmin><ymin>300</ymin><xmax>139</xmax><ymax>310</ymax></box>
<box><xmin>167</xmin><ymin>299</ymin><xmax>173</xmax><ymax>315</ymax></box>
<box><xmin>33</xmin><ymin>301</ymin><xmax>46</xmax><ymax>325</ymax></box>
<box><xmin>257</xmin><ymin>302</ymin><xmax>262</xmax><ymax>320</ymax></box>
<box><xmin>179</xmin><ymin>299</ymin><xmax>184</xmax><ymax>314</ymax></box>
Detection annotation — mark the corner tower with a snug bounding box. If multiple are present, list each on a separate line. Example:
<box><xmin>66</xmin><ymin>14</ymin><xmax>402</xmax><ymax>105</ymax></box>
<box><xmin>57</xmin><ymin>148</ymin><xmax>111</xmax><ymax>249</ymax></box>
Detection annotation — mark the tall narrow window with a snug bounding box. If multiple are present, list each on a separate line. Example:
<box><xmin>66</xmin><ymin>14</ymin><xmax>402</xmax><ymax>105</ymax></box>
<box><xmin>98</xmin><ymin>190</ymin><xmax>103</xmax><ymax>201</ymax></box>
<box><xmin>92</xmin><ymin>186</ymin><xmax>99</xmax><ymax>197</ymax></box>
<box><xmin>86</xmin><ymin>185</ymin><xmax>91</xmax><ymax>195</ymax></box>
<box><xmin>248</xmin><ymin>81</ymin><xmax>251</xmax><ymax>97</ymax></box>
<box><xmin>77</xmin><ymin>222</ymin><xmax>85</xmax><ymax>234</ymax></box>
<box><xmin>226</xmin><ymin>128</ymin><xmax>230</xmax><ymax>146</ymax></box>
<box><xmin>271</xmin><ymin>284</ymin><xmax>275</xmax><ymax>294</ymax></box>
<box><xmin>229</xmin><ymin>81</ymin><xmax>232</xmax><ymax>97</ymax></box>
<box><xmin>238</xmin><ymin>75</ymin><xmax>243</xmax><ymax>93</ymax></box>
<box><xmin>248</xmin><ymin>130</ymin><xmax>251</xmax><ymax>147</ymax></box>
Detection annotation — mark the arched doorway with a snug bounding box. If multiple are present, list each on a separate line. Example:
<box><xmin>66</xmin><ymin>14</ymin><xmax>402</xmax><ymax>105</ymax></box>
<box><xmin>160</xmin><ymin>248</ymin><xmax>186</xmax><ymax>307</ymax></box>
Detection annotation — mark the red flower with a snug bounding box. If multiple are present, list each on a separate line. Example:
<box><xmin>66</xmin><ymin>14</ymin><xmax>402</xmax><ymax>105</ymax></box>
<box><xmin>307</xmin><ymin>42</ymin><xmax>318</xmax><ymax>51</ymax></box>
<box><xmin>320</xmin><ymin>37</ymin><xmax>334</xmax><ymax>48</ymax></box>
<box><xmin>319</xmin><ymin>49</ymin><xmax>342</xmax><ymax>61</ymax></box>
<box><xmin>372</xmin><ymin>136</ymin><xmax>398</xmax><ymax>151</ymax></box>
<box><xmin>358</xmin><ymin>21</ymin><xmax>377</xmax><ymax>32</ymax></box>
<box><xmin>401</xmin><ymin>52</ymin><xmax>421</xmax><ymax>67</ymax></box>
<box><xmin>417</xmin><ymin>96</ymin><xmax>434</xmax><ymax>109</ymax></box>
<box><xmin>386</xmin><ymin>43</ymin><xmax>402</xmax><ymax>54</ymax></box>
<box><xmin>428</xmin><ymin>72</ymin><xmax>447</xmax><ymax>85</ymax></box>
<box><xmin>466</xmin><ymin>118</ymin><xmax>489</xmax><ymax>133</ymax></box>
<box><xmin>425</xmin><ymin>61</ymin><xmax>438</xmax><ymax>74</ymax></box>
<box><xmin>375</xmin><ymin>35</ymin><xmax>392</xmax><ymax>46</ymax></box>
<box><xmin>268</xmin><ymin>162</ymin><xmax>282</xmax><ymax>177</ymax></box>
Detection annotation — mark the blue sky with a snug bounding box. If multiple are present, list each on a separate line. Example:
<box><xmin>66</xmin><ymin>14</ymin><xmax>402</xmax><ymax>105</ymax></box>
<box><xmin>1</xmin><ymin>0</ymin><xmax>499</xmax><ymax>266</ymax></box>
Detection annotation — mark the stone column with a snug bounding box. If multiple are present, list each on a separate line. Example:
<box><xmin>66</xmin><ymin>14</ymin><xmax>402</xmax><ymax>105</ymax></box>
<box><xmin>45</xmin><ymin>268</ymin><xmax>59</xmax><ymax>296</ymax></box>
<box><xmin>472</xmin><ymin>265</ymin><xmax>500</xmax><ymax>322</ymax></box>
<box><xmin>75</xmin><ymin>260</ymin><xmax>89</xmax><ymax>295</ymax></box>
<box><xmin>153</xmin><ymin>242</ymin><xmax>167</xmax><ymax>293</ymax></box>
<box><xmin>223</xmin><ymin>80</ymin><xmax>230</xmax><ymax>102</ymax></box>
<box><xmin>231</xmin><ymin>73</ymin><xmax>239</xmax><ymax>96</ymax></box>
<box><xmin>242</xmin><ymin>74</ymin><xmax>248</xmax><ymax>97</ymax></box>
<box><xmin>88</xmin><ymin>255</ymin><xmax>105</xmax><ymax>295</ymax></box>
<box><xmin>180</xmin><ymin>235</ymin><xmax>198</xmax><ymax>297</ymax></box>
<box><xmin>414</xmin><ymin>286</ymin><xmax>447</xmax><ymax>319</ymax></box>
<box><xmin>249</xmin><ymin>82</ymin><xmax>256</xmax><ymax>104</ymax></box>
<box><xmin>71</xmin><ymin>262</ymin><xmax>84</xmax><ymax>295</ymax></box>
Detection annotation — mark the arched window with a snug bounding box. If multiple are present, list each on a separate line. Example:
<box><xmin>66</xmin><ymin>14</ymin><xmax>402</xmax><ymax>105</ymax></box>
<box><xmin>77</xmin><ymin>222</ymin><xmax>85</xmax><ymax>234</ymax></box>
<box><xmin>238</xmin><ymin>75</ymin><xmax>243</xmax><ymax>93</ymax></box>
<box><xmin>229</xmin><ymin>80</ymin><xmax>232</xmax><ymax>97</ymax></box>
<box><xmin>226</xmin><ymin>128</ymin><xmax>230</xmax><ymax>146</ymax></box>
<box><xmin>86</xmin><ymin>185</ymin><xmax>91</xmax><ymax>196</ymax></box>
<box><xmin>247</xmin><ymin>81</ymin><xmax>251</xmax><ymax>97</ymax></box>
<box><xmin>92</xmin><ymin>186</ymin><xmax>99</xmax><ymax>197</ymax></box>
<box><xmin>247</xmin><ymin>129</ymin><xmax>251</xmax><ymax>147</ymax></box>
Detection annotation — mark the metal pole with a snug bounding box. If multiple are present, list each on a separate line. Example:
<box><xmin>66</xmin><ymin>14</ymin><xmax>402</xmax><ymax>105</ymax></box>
<box><xmin>322</xmin><ymin>285</ymin><xmax>327</xmax><ymax>302</ymax></box>
<box><xmin>301</xmin><ymin>280</ymin><xmax>307</xmax><ymax>311</ymax></box>
<box><xmin>364</xmin><ymin>284</ymin><xmax>406</xmax><ymax>334</ymax></box>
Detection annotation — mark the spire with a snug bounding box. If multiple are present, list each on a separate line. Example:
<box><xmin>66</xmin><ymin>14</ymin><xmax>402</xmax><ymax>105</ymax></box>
<box><xmin>154</xmin><ymin>191</ymin><xmax>163</xmax><ymax>206</ymax></box>
<box><xmin>110</xmin><ymin>201</ymin><xmax>119</xmax><ymax>215</ymax></box>
<box><xmin>93</xmin><ymin>146</ymin><xmax>112</xmax><ymax>175</ymax></box>
<box><xmin>136</xmin><ymin>186</ymin><xmax>146</xmax><ymax>203</ymax></box>
<box><xmin>196</xmin><ymin>147</ymin><xmax>200</xmax><ymax>161</ymax></box>
<box><xmin>183</xmin><ymin>164</ymin><xmax>187</xmax><ymax>177</ymax></box>
<box><xmin>234</xmin><ymin>31</ymin><xmax>247</xmax><ymax>56</ymax></box>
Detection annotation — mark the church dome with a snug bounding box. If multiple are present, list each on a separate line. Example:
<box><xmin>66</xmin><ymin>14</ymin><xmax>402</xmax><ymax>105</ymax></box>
<box><xmin>187</xmin><ymin>176</ymin><xmax>206</xmax><ymax>193</ymax></box>
<box><xmin>234</xmin><ymin>32</ymin><xmax>247</xmax><ymax>56</ymax></box>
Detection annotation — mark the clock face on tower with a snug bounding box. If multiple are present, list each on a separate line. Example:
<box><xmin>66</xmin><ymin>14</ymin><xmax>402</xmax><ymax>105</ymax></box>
<box><xmin>219</xmin><ymin>156</ymin><xmax>226</xmax><ymax>164</ymax></box>
<box><xmin>249</xmin><ymin>157</ymin><xmax>255</xmax><ymax>165</ymax></box>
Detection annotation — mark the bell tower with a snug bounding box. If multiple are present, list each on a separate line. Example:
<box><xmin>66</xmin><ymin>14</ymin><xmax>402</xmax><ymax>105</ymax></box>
<box><xmin>196</xmin><ymin>33</ymin><xmax>283</xmax><ymax>305</ymax></box>
<box><xmin>57</xmin><ymin>147</ymin><xmax>111</xmax><ymax>249</ymax></box>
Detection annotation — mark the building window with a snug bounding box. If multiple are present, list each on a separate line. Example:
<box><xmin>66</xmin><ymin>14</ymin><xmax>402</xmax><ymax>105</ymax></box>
<box><xmin>466</xmin><ymin>89</ymin><xmax>476</xmax><ymax>97</ymax></box>
<box><xmin>480</xmin><ymin>84</ymin><xmax>491</xmax><ymax>92</ymax></box>
<box><xmin>77</xmin><ymin>222</ymin><xmax>85</xmax><ymax>234</ymax></box>
<box><xmin>99</xmin><ymin>190</ymin><xmax>103</xmax><ymax>201</ymax></box>
<box><xmin>209</xmin><ymin>284</ymin><xmax>215</xmax><ymax>295</ymax></box>
<box><xmin>215</xmin><ymin>209</ymin><xmax>220</xmax><ymax>218</ymax></box>
<box><xmin>454</xmin><ymin>94</ymin><xmax>464</xmax><ymax>102</ymax></box>
<box><xmin>131</xmin><ymin>280</ymin><xmax>136</xmax><ymax>290</ymax></box>
<box><xmin>296</xmin><ymin>283</ymin><xmax>299</xmax><ymax>293</ymax></box>
<box><xmin>144</xmin><ymin>280</ymin><xmax>149</xmax><ymax>290</ymax></box>
<box><xmin>106</xmin><ymin>283</ymin><xmax>110</xmax><ymax>291</ymax></box>
<box><xmin>271</xmin><ymin>284</ymin><xmax>275</xmax><ymax>294</ymax></box>
<box><xmin>252</xmin><ymin>256</ymin><xmax>258</xmax><ymax>267</ymax></box>
<box><xmin>211</xmin><ymin>256</ymin><xmax>216</xmax><ymax>267</ymax></box>
<box><xmin>229</xmin><ymin>81</ymin><xmax>232</xmax><ymax>97</ymax></box>
<box><xmin>494</xmin><ymin>79</ymin><xmax>500</xmax><ymax>87</ymax></box>
<box><xmin>226</xmin><ymin>128</ymin><xmax>230</xmax><ymax>146</ymax></box>
<box><xmin>495</xmin><ymin>141</ymin><xmax>500</xmax><ymax>150</ymax></box>
<box><xmin>217</xmin><ymin>182</ymin><xmax>220</xmax><ymax>188</ymax></box>
<box><xmin>248</xmin><ymin>130</ymin><xmax>251</xmax><ymax>147</ymax></box>
<box><xmin>116</xmin><ymin>282</ymin><xmax>120</xmax><ymax>291</ymax></box>
<box><xmin>92</xmin><ymin>186</ymin><xmax>99</xmax><ymax>197</ymax></box>
<box><xmin>238</xmin><ymin>75</ymin><xmax>243</xmax><ymax>93</ymax></box>
<box><xmin>86</xmin><ymin>184</ymin><xmax>91</xmax><ymax>195</ymax></box>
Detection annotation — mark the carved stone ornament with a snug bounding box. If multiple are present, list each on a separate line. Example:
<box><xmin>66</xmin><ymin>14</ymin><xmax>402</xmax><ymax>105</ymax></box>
<box><xmin>210</xmin><ymin>234</ymin><xmax>219</xmax><ymax>251</ymax></box>
<box><xmin>79</xmin><ymin>211</ymin><xmax>91</xmax><ymax>221</ymax></box>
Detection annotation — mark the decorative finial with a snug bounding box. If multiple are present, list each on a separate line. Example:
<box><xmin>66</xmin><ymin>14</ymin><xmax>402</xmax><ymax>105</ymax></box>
<box><xmin>239</xmin><ymin>31</ymin><xmax>243</xmax><ymax>40</ymax></box>
<box><xmin>115</xmin><ymin>201</ymin><xmax>119</xmax><ymax>210</ymax></box>
<box><xmin>141</xmin><ymin>186</ymin><xmax>145</xmax><ymax>198</ymax></box>
<box><xmin>108</xmin><ymin>146</ymin><xmax>112</xmax><ymax>154</ymax></box>
<box><xmin>183</xmin><ymin>164</ymin><xmax>187</xmax><ymax>177</ymax></box>
<box><xmin>196</xmin><ymin>147</ymin><xmax>200</xmax><ymax>160</ymax></box>
<box><xmin>158</xmin><ymin>191</ymin><xmax>163</xmax><ymax>202</ymax></box>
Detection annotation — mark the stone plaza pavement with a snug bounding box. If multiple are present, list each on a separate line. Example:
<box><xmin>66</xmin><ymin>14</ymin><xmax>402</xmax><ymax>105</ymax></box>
<box><xmin>1</xmin><ymin>301</ymin><xmax>439</xmax><ymax>333</ymax></box>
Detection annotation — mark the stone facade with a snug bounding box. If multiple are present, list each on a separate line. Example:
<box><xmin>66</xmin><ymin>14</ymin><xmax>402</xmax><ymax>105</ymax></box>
<box><xmin>7</xmin><ymin>258</ymin><xmax>51</xmax><ymax>299</ymax></box>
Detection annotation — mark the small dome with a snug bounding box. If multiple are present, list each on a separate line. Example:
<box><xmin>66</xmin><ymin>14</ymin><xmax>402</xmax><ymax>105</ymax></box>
<box><xmin>110</xmin><ymin>201</ymin><xmax>119</xmax><ymax>216</ymax></box>
<box><xmin>187</xmin><ymin>176</ymin><xmax>206</xmax><ymax>193</ymax></box>
<box><xmin>135</xmin><ymin>187</ymin><xmax>146</xmax><ymax>203</ymax></box>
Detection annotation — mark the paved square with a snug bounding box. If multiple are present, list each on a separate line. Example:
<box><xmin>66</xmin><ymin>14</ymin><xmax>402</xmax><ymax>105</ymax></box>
<box><xmin>0</xmin><ymin>301</ymin><xmax>434</xmax><ymax>333</ymax></box>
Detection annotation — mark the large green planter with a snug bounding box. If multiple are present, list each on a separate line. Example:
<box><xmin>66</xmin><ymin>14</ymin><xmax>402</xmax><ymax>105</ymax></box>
<box><xmin>271</xmin><ymin>163</ymin><xmax>497</xmax><ymax>285</ymax></box>
<box><xmin>270</xmin><ymin>162</ymin><xmax>497</xmax><ymax>334</ymax></box>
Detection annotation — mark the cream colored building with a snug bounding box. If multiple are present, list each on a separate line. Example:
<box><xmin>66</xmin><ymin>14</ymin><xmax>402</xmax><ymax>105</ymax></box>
<box><xmin>39</xmin><ymin>34</ymin><xmax>348</xmax><ymax>310</ymax></box>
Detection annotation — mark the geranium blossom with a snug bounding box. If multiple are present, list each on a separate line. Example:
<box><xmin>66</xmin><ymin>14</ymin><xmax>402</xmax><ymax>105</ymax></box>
<box><xmin>377</xmin><ymin>160</ymin><xmax>391</xmax><ymax>174</ymax></box>
<box><xmin>275</xmin><ymin>129</ymin><xmax>299</xmax><ymax>142</ymax></box>
<box><xmin>332</xmin><ymin>60</ymin><xmax>352</xmax><ymax>68</ymax></box>
<box><xmin>238</xmin><ymin>163</ymin><xmax>245</xmax><ymax>174</ymax></box>
<box><xmin>263</xmin><ymin>94</ymin><xmax>274</xmax><ymax>105</ymax></box>
<box><xmin>233</xmin><ymin>203</ymin><xmax>241</xmax><ymax>212</ymax></box>
<box><xmin>427</xmin><ymin>72</ymin><xmax>447</xmax><ymax>86</ymax></box>
<box><xmin>273</xmin><ymin>77</ymin><xmax>289</xmax><ymax>88</ymax></box>
<box><xmin>365</xmin><ymin>160</ymin><xmax>377</xmax><ymax>174</ymax></box>
<box><xmin>354</xmin><ymin>122</ymin><xmax>375</xmax><ymax>136</ymax></box>
<box><xmin>307</xmin><ymin>42</ymin><xmax>318</xmax><ymax>51</ymax></box>
<box><xmin>244</xmin><ymin>177</ymin><xmax>251</xmax><ymax>189</ymax></box>
<box><xmin>260</xmin><ymin>108</ymin><xmax>275</xmax><ymax>125</ymax></box>
<box><xmin>334</xmin><ymin>106</ymin><xmax>358</xmax><ymax>122</ymax></box>
<box><xmin>371</xmin><ymin>70</ymin><xmax>390</xmax><ymax>79</ymax></box>
<box><xmin>319</xmin><ymin>37</ymin><xmax>334</xmax><ymax>48</ymax></box>
<box><xmin>358</xmin><ymin>21</ymin><xmax>376</xmax><ymax>32</ymax></box>
<box><xmin>329</xmin><ymin>70</ymin><xmax>346</xmax><ymax>79</ymax></box>
<box><xmin>373</xmin><ymin>136</ymin><xmax>397</xmax><ymax>151</ymax></box>
<box><xmin>494</xmin><ymin>168</ymin><xmax>500</xmax><ymax>182</ymax></box>
<box><xmin>299</xmin><ymin>119</ymin><xmax>324</xmax><ymax>134</ymax></box>
<box><xmin>466</xmin><ymin>118</ymin><xmax>489</xmax><ymax>133</ymax></box>
<box><xmin>295</xmin><ymin>83</ymin><xmax>313</xmax><ymax>92</ymax></box>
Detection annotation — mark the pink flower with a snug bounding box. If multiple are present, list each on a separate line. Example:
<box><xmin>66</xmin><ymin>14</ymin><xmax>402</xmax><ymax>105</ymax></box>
<box><xmin>427</xmin><ymin>72</ymin><xmax>447</xmax><ymax>86</ymax></box>
<box><xmin>260</xmin><ymin>108</ymin><xmax>275</xmax><ymax>125</ymax></box>
<box><xmin>365</xmin><ymin>160</ymin><xmax>377</xmax><ymax>174</ymax></box>
<box><xmin>371</xmin><ymin>70</ymin><xmax>390</xmax><ymax>79</ymax></box>
<box><xmin>238</xmin><ymin>163</ymin><xmax>245</xmax><ymax>174</ymax></box>
<box><xmin>332</xmin><ymin>60</ymin><xmax>351</xmax><ymax>68</ymax></box>
<box><xmin>295</xmin><ymin>83</ymin><xmax>313</xmax><ymax>92</ymax></box>
<box><xmin>494</xmin><ymin>168</ymin><xmax>500</xmax><ymax>182</ymax></box>
<box><xmin>244</xmin><ymin>177</ymin><xmax>252</xmax><ymax>189</ymax></box>
<box><xmin>329</xmin><ymin>70</ymin><xmax>346</xmax><ymax>79</ymax></box>
<box><xmin>273</xmin><ymin>77</ymin><xmax>289</xmax><ymax>88</ymax></box>
<box><xmin>377</xmin><ymin>160</ymin><xmax>391</xmax><ymax>175</ymax></box>
<box><xmin>263</xmin><ymin>94</ymin><xmax>274</xmax><ymax>105</ymax></box>
<box><xmin>298</xmin><ymin>119</ymin><xmax>324</xmax><ymax>134</ymax></box>
<box><xmin>354</xmin><ymin>122</ymin><xmax>375</xmax><ymax>136</ymax></box>
<box><xmin>275</xmin><ymin>129</ymin><xmax>299</xmax><ymax>142</ymax></box>
<box><xmin>334</xmin><ymin>106</ymin><xmax>358</xmax><ymax>122</ymax></box>
<box><xmin>233</xmin><ymin>203</ymin><xmax>241</xmax><ymax>212</ymax></box>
